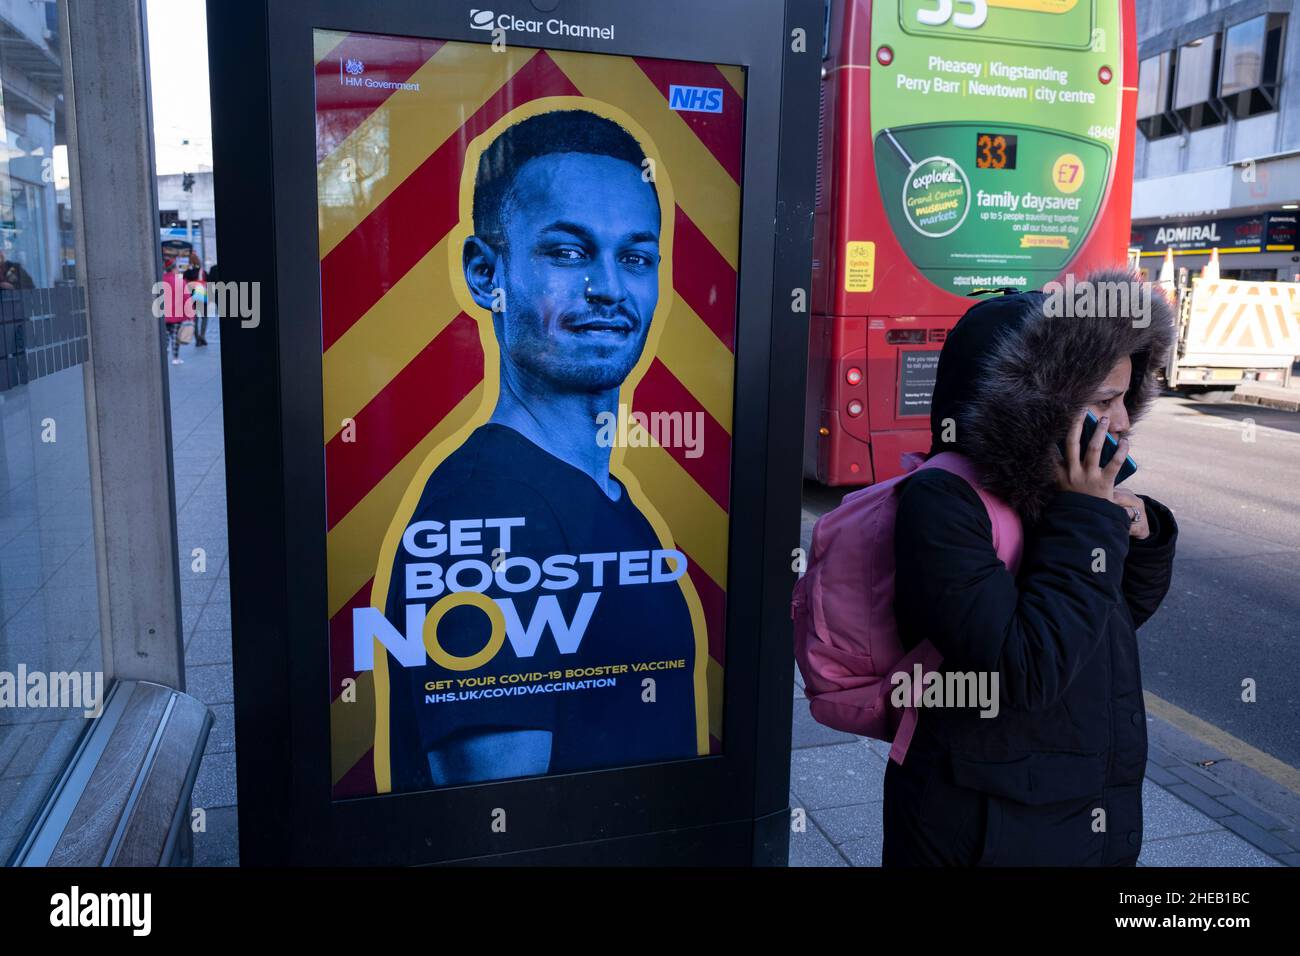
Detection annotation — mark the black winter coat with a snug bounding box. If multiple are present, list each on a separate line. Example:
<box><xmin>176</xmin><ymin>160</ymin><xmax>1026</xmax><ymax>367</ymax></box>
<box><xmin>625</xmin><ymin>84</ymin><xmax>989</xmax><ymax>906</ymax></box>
<box><xmin>885</xmin><ymin>469</ymin><xmax>1177</xmax><ymax>866</ymax></box>
<box><xmin>881</xmin><ymin>272</ymin><xmax>1180</xmax><ymax>867</ymax></box>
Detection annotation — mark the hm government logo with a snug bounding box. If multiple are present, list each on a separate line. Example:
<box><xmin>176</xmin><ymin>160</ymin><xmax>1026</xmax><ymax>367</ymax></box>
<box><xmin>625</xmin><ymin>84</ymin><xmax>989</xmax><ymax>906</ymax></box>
<box><xmin>338</xmin><ymin>55</ymin><xmax>421</xmax><ymax>93</ymax></box>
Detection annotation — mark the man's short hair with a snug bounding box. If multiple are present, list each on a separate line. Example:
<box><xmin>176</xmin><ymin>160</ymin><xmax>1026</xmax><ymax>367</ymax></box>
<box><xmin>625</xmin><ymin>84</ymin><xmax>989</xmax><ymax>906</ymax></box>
<box><xmin>472</xmin><ymin>109</ymin><xmax>656</xmax><ymax>248</ymax></box>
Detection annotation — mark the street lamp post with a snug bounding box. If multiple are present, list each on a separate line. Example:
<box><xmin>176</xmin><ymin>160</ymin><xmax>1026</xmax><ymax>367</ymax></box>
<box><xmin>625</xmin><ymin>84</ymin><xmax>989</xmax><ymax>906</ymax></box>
<box><xmin>182</xmin><ymin>169</ymin><xmax>196</xmax><ymax>254</ymax></box>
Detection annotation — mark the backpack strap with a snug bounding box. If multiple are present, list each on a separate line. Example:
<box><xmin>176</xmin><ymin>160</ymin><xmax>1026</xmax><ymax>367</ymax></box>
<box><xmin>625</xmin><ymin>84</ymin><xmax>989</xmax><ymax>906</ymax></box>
<box><xmin>915</xmin><ymin>452</ymin><xmax>1023</xmax><ymax>574</ymax></box>
<box><xmin>888</xmin><ymin>639</ymin><xmax>944</xmax><ymax>765</ymax></box>
<box><xmin>889</xmin><ymin>452</ymin><xmax>1024</xmax><ymax>764</ymax></box>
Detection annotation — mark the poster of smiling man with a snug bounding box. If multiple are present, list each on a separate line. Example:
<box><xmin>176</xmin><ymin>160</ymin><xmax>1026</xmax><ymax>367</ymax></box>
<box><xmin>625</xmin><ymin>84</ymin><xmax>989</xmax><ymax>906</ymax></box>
<box><xmin>314</xmin><ymin>31</ymin><xmax>745</xmax><ymax>796</ymax></box>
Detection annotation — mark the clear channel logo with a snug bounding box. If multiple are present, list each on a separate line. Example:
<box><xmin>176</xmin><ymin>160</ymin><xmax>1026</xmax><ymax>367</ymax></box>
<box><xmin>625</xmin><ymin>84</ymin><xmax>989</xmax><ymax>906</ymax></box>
<box><xmin>468</xmin><ymin>7</ymin><xmax>616</xmax><ymax>40</ymax></box>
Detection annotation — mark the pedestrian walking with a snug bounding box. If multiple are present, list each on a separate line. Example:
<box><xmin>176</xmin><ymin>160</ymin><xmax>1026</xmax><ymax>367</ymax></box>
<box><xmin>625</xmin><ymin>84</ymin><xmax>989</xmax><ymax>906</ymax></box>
<box><xmin>162</xmin><ymin>262</ymin><xmax>188</xmax><ymax>365</ymax></box>
<box><xmin>203</xmin><ymin>261</ymin><xmax>220</xmax><ymax>342</ymax></box>
<box><xmin>184</xmin><ymin>262</ymin><xmax>208</xmax><ymax>346</ymax></box>
<box><xmin>881</xmin><ymin>267</ymin><xmax>1179</xmax><ymax>866</ymax></box>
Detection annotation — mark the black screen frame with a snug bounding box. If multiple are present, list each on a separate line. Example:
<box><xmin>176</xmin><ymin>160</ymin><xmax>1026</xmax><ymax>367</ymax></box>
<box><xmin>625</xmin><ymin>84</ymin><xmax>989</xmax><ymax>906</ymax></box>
<box><xmin>210</xmin><ymin>0</ymin><xmax>819</xmax><ymax>866</ymax></box>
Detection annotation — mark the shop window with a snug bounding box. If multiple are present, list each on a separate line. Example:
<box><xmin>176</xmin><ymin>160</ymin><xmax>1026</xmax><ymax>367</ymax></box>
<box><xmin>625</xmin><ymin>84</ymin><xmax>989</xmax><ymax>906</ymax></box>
<box><xmin>1220</xmin><ymin>268</ymin><xmax>1280</xmax><ymax>282</ymax></box>
<box><xmin>0</xmin><ymin>0</ymin><xmax>102</xmax><ymax>864</ymax></box>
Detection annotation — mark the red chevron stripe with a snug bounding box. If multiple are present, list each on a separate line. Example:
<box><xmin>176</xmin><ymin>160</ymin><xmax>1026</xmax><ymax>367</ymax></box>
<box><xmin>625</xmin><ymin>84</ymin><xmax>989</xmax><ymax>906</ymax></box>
<box><xmin>634</xmin><ymin>57</ymin><xmax>743</xmax><ymax>183</ymax></box>
<box><xmin>332</xmin><ymin>747</ymin><xmax>375</xmax><ymax>799</ymax></box>
<box><xmin>673</xmin><ymin>207</ymin><xmax>737</xmax><ymax>351</ymax></box>
<box><xmin>325</xmin><ymin>313</ymin><xmax>484</xmax><ymax>529</ymax></box>
<box><xmin>632</xmin><ymin>358</ymin><xmax>731</xmax><ymax>511</ymax></box>
<box><xmin>316</xmin><ymin>35</ymin><xmax>444</xmax><ymax>164</ymax></box>
<box><xmin>686</xmin><ymin>552</ymin><xmax>727</xmax><ymax>666</ymax></box>
<box><xmin>320</xmin><ymin>51</ymin><xmax>581</xmax><ymax>351</ymax></box>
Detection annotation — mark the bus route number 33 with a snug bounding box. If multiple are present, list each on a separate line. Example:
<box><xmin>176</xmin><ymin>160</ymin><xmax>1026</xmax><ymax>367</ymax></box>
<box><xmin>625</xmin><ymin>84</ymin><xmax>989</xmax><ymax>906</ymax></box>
<box><xmin>917</xmin><ymin>0</ymin><xmax>989</xmax><ymax>30</ymax></box>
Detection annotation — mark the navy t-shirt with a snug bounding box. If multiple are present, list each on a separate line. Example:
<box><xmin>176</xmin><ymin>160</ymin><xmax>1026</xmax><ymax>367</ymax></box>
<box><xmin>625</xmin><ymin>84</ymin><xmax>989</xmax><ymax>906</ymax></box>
<box><xmin>383</xmin><ymin>423</ymin><xmax>698</xmax><ymax>791</ymax></box>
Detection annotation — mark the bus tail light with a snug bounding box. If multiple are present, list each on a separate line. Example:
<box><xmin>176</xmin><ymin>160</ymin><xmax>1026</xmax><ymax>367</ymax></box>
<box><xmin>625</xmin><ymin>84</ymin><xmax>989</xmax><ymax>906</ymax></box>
<box><xmin>1099</xmin><ymin>65</ymin><xmax>1113</xmax><ymax>84</ymax></box>
<box><xmin>847</xmin><ymin>400</ymin><xmax>864</xmax><ymax>417</ymax></box>
<box><xmin>876</xmin><ymin>46</ymin><xmax>893</xmax><ymax>66</ymax></box>
<box><xmin>846</xmin><ymin>367</ymin><xmax>863</xmax><ymax>385</ymax></box>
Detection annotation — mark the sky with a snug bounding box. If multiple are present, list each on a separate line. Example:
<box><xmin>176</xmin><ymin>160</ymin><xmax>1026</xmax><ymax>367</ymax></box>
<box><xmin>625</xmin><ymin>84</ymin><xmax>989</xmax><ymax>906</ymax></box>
<box><xmin>146</xmin><ymin>0</ymin><xmax>213</xmax><ymax>174</ymax></box>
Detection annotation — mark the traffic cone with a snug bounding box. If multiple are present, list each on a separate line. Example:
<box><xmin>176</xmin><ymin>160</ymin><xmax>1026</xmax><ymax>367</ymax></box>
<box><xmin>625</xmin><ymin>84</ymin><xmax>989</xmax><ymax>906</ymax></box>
<box><xmin>1201</xmin><ymin>247</ymin><xmax>1220</xmax><ymax>281</ymax></box>
<box><xmin>1157</xmin><ymin>247</ymin><xmax>1177</xmax><ymax>305</ymax></box>
<box><xmin>1158</xmin><ymin>246</ymin><xmax>1175</xmax><ymax>286</ymax></box>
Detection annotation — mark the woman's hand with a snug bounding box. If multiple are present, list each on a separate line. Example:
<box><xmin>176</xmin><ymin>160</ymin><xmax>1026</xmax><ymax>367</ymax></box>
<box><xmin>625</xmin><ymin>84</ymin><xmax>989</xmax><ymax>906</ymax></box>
<box><xmin>1055</xmin><ymin>409</ymin><xmax>1129</xmax><ymax>504</ymax></box>
<box><xmin>1112</xmin><ymin>490</ymin><xmax>1150</xmax><ymax>539</ymax></box>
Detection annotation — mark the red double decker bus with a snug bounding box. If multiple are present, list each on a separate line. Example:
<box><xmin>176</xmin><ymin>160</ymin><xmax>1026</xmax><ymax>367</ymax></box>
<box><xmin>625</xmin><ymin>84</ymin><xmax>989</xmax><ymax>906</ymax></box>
<box><xmin>807</xmin><ymin>0</ymin><xmax>1138</xmax><ymax>485</ymax></box>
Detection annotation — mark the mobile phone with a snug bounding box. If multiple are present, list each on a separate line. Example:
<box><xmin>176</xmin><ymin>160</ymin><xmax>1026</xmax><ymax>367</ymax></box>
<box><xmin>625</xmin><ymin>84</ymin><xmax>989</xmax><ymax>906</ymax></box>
<box><xmin>1058</xmin><ymin>410</ymin><xmax>1138</xmax><ymax>484</ymax></box>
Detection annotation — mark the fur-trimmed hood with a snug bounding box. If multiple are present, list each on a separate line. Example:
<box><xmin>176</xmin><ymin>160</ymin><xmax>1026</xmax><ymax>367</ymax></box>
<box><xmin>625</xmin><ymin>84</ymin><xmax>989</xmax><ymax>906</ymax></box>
<box><xmin>929</xmin><ymin>267</ymin><xmax>1176</xmax><ymax>522</ymax></box>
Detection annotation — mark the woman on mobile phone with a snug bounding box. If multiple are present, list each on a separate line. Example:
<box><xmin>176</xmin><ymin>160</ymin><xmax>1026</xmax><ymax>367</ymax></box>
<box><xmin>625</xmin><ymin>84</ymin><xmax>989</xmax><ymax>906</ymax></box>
<box><xmin>883</xmin><ymin>267</ymin><xmax>1178</xmax><ymax>867</ymax></box>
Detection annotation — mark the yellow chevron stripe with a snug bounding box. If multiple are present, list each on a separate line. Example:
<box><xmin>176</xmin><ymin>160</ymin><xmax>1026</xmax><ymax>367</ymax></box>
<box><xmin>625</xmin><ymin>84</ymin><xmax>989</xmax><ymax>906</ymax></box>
<box><xmin>621</xmin><ymin>444</ymin><xmax>728</xmax><ymax>589</ymax></box>
<box><xmin>322</xmin><ymin>238</ymin><xmax>459</xmax><ymax>441</ymax></box>
<box><xmin>718</xmin><ymin>64</ymin><xmax>746</xmax><ymax>99</ymax></box>
<box><xmin>315</xmin><ymin>29</ymin><xmax>345</xmax><ymax>66</ymax></box>
<box><xmin>331</xmin><ymin>671</ymin><xmax>374</xmax><ymax>784</ymax></box>
<box><xmin>656</xmin><ymin>294</ymin><xmax>735</xmax><ymax>433</ymax></box>
<box><xmin>548</xmin><ymin>50</ymin><xmax>740</xmax><ymax>269</ymax></box>
<box><xmin>327</xmin><ymin>386</ymin><xmax>486</xmax><ymax>616</ymax></box>
<box><xmin>317</xmin><ymin>45</ymin><xmax>540</xmax><ymax>256</ymax></box>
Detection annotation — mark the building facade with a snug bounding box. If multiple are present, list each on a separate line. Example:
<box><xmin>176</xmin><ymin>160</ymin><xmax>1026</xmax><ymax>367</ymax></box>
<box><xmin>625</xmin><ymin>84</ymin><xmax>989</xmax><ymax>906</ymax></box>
<box><xmin>157</xmin><ymin>169</ymin><xmax>217</xmax><ymax>269</ymax></box>
<box><xmin>1133</xmin><ymin>0</ymin><xmax>1299</xmax><ymax>280</ymax></box>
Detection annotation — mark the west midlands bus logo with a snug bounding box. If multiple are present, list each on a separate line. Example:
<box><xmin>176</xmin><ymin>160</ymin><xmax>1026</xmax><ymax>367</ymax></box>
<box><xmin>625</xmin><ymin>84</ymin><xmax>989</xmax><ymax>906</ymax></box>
<box><xmin>470</xmin><ymin>9</ymin><xmax>495</xmax><ymax>30</ymax></box>
<box><xmin>345</xmin><ymin>58</ymin><xmax>364</xmax><ymax>76</ymax></box>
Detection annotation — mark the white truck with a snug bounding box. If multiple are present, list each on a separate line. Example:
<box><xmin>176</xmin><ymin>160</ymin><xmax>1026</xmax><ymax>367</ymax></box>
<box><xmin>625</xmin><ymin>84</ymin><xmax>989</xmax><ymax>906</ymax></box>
<box><xmin>1164</xmin><ymin>279</ymin><xmax>1300</xmax><ymax>389</ymax></box>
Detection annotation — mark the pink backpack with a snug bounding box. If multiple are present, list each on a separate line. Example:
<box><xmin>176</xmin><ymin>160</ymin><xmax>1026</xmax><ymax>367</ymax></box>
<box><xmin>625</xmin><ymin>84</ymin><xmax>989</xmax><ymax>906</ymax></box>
<box><xmin>792</xmin><ymin>452</ymin><xmax>1023</xmax><ymax>764</ymax></box>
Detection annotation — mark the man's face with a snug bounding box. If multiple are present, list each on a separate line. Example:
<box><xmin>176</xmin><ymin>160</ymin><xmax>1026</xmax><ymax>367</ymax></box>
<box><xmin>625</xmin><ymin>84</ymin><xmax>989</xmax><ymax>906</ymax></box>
<box><xmin>483</xmin><ymin>152</ymin><xmax>661</xmax><ymax>394</ymax></box>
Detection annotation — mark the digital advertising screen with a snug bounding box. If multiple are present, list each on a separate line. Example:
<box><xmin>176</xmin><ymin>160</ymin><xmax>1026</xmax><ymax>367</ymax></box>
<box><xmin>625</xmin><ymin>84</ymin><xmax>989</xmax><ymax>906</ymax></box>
<box><xmin>313</xmin><ymin>30</ymin><xmax>745</xmax><ymax>798</ymax></box>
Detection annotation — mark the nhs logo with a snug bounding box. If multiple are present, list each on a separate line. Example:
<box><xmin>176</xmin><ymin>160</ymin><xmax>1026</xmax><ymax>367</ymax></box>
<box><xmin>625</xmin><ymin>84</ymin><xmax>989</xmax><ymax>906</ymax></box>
<box><xmin>669</xmin><ymin>85</ymin><xmax>724</xmax><ymax>114</ymax></box>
